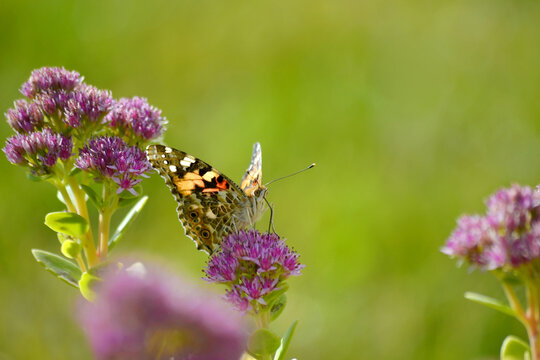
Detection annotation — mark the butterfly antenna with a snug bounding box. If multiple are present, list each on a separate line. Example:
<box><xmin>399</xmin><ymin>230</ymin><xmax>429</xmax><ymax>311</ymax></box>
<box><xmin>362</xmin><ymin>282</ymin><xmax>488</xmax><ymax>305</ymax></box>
<box><xmin>264</xmin><ymin>195</ymin><xmax>276</xmax><ymax>234</ymax></box>
<box><xmin>264</xmin><ymin>163</ymin><xmax>316</xmax><ymax>187</ymax></box>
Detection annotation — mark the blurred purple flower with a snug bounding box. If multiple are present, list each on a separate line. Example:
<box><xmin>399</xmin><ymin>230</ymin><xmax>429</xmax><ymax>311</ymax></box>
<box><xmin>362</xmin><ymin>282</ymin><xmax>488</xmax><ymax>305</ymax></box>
<box><xmin>76</xmin><ymin>136</ymin><xmax>151</xmax><ymax>195</ymax></box>
<box><xmin>20</xmin><ymin>67</ymin><xmax>81</xmax><ymax>99</ymax></box>
<box><xmin>3</xmin><ymin>128</ymin><xmax>72</xmax><ymax>175</ymax></box>
<box><xmin>5</xmin><ymin>99</ymin><xmax>44</xmax><ymax>133</ymax></box>
<box><xmin>79</xmin><ymin>263</ymin><xmax>247</xmax><ymax>360</ymax></box>
<box><xmin>205</xmin><ymin>230</ymin><xmax>304</xmax><ymax>311</ymax></box>
<box><xmin>443</xmin><ymin>185</ymin><xmax>540</xmax><ymax>270</ymax></box>
<box><xmin>105</xmin><ymin>96</ymin><xmax>167</xmax><ymax>142</ymax></box>
<box><xmin>64</xmin><ymin>84</ymin><xmax>113</xmax><ymax>128</ymax></box>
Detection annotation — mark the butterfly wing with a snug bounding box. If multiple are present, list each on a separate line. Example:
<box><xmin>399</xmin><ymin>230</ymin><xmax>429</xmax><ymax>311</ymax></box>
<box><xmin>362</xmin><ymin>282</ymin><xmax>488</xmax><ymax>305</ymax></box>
<box><xmin>240</xmin><ymin>142</ymin><xmax>263</xmax><ymax>196</ymax></box>
<box><xmin>146</xmin><ymin>144</ymin><xmax>247</xmax><ymax>254</ymax></box>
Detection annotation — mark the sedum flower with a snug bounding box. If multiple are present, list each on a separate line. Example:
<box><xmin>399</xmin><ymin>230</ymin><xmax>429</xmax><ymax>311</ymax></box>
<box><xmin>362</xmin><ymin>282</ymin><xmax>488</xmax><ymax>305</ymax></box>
<box><xmin>5</xmin><ymin>99</ymin><xmax>44</xmax><ymax>133</ymax></box>
<box><xmin>105</xmin><ymin>96</ymin><xmax>167</xmax><ymax>143</ymax></box>
<box><xmin>79</xmin><ymin>263</ymin><xmax>247</xmax><ymax>360</ymax></box>
<box><xmin>443</xmin><ymin>184</ymin><xmax>540</xmax><ymax>270</ymax></box>
<box><xmin>76</xmin><ymin>136</ymin><xmax>151</xmax><ymax>195</ymax></box>
<box><xmin>20</xmin><ymin>66</ymin><xmax>81</xmax><ymax>99</ymax></box>
<box><xmin>64</xmin><ymin>84</ymin><xmax>113</xmax><ymax>128</ymax></box>
<box><xmin>3</xmin><ymin>128</ymin><xmax>72</xmax><ymax>175</ymax></box>
<box><xmin>204</xmin><ymin>230</ymin><xmax>304</xmax><ymax>312</ymax></box>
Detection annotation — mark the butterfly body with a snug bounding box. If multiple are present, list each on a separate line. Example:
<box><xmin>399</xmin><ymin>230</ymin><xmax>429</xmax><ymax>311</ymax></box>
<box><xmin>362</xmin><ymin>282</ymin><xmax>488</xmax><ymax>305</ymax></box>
<box><xmin>146</xmin><ymin>143</ymin><xmax>267</xmax><ymax>254</ymax></box>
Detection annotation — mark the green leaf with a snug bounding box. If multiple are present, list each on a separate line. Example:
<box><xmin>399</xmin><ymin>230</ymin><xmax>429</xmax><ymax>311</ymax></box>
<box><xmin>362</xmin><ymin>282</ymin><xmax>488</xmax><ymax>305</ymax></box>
<box><xmin>108</xmin><ymin>196</ymin><xmax>148</xmax><ymax>251</ymax></box>
<box><xmin>79</xmin><ymin>271</ymin><xmax>103</xmax><ymax>301</ymax></box>
<box><xmin>247</xmin><ymin>328</ymin><xmax>281</xmax><ymax>358</ymax></box>
<box><xmin>32</xmin><ymin>249</ymin><xmax>82</xmax><ymax>288</ymax></box>
<box><xmin>80</xmin><ymin>184</ymin><xmax>102</xmax><ymax>210</ymax></box>
<box><xmin>27</xmin><ymin>173</ymin><xmax>43</xmax><ymax>182</ymax></box>
<box><xmin>273</xmin><ymin>321</ymin><xmax>298</xmax><ymax>360</ymax></box>
<box><xmin>464</xmin><ymin>292</ymin><xmax>516</xmax><ymax>318</ymax></box>
<box><xmin>500</xmin><ymin>272</ymin><xmax>524</xmax><ymax>287</ymax></box>
<box><xmin>61</xmin><ymin>240</ymin><xmax>82</xmax><ymax>259</ymax></box>
<box><xmin>56</xmin><ymin>190</ymin><xmax>66</xmax><ymax>205</ymax></box>
<box><xmin>264</xmin><ymin>283</ymin><xmax>289</xmax><ymax>306</ymax></box>
<box><xmin>119</xmin><ymin>185</ymin><xmax>142</xmax><ymax>199</ymax></box>
<box><xmin>501</xmin><ymin>335</ymin><xmax>531</xmax><ymax>360</ymax></box>
<box><xmin>274</xmin><ymin>320</ymin><xmax>298</xmax><ymax>360</ymax></box>
<box><xmin>45</xmin><ymin>211</ymin><xmax>89</xmax><ymax>238</ymax></box>
<box><xmin>69</xmin><ymin>167</ymin><xmax>81</xmax><ymax>177</ymax></box>
<box><xmin>270</xmin><ymin>294</ymin><xmax>287</xmax><ymax>322</ymax></box>
<box><xmin>117</xmin><ymin>195</ymin><xmax>142</xmax><ymax>208</ymax></box>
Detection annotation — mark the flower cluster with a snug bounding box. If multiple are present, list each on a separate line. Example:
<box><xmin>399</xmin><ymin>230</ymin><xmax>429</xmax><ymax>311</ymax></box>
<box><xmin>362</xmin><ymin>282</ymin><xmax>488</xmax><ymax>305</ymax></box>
<box><xmin>443</xmin><ymin>185</ymin><xmax>540</xmax><ymax>270</ymax></box>
<box><xmin>205</xmin><ymin>230</ymin><xmax>304</xmax><ymax>312</ymax></box>
<box><xmin>64</xmin><ymin>84</ymin><xmax>113</xmax><ymax>128</ymax></box>
<box><xmin>79</xmin><ymin>263</ymin><xmax>247</xmax><ymax>360</ymax></box>
<box><xmin>76</xmin><ymin>136</ymin><xmax>151</xmax><ymax>195</ymax></box>
<box><xmin>3</xmin><ymin>66</ymin><xmax>165</xmax><ymax>195</ymax></box>
<box><xmin>5</xmin><ymin>100</ymin><xmax>44</xmax><ymax>133</ymax></box>
<box><xmin>20</xmin><ymin>67</ymin><xmax>81</xmax><ymax>98</ymax></box>
<box><xmin>3</xmin><ymin>128</ymin><xmax>72</xmax><ymax>176</ymax></box>
<box><xmin>105</xmin><ymin>97</ymin><xmax>166</xmax><ymax>143</ymax></box>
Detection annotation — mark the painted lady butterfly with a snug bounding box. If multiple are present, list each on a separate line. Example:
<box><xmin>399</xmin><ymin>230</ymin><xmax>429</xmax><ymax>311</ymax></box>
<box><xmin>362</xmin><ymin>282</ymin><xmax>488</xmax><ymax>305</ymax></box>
<box><xmin>146</xmin><ymin>143</ymin><xmax>268</xmax><ymax>254</ymax></box>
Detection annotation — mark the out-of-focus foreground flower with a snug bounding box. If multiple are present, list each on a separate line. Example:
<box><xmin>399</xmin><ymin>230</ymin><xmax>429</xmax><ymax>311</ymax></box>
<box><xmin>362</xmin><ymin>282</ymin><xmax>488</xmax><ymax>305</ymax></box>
<box><xmin>79</xmin><ymin>263</ymin><xmax>248</xmax><ymax>360</ymax></box>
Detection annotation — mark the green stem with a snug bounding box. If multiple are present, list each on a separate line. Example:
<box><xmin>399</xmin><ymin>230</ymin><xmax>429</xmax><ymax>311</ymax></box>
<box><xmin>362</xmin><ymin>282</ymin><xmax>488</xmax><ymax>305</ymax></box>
<box><xmin>501</xmin><ymin>281</ymin><xmax>527</xmax><ymax>324</ymax></box>
<box><xmin>55</xmin><ymin>183</ymin><xmax>77</xmax><ymax>214</ymax></box>
<box><xmin>75</xmin><ymin>254</ymin><xmax>87</xmax><ymax>272</ymax></box>
<box><xmin>67</xmin><ymin>176</ymin><xmax>98</xmax><ymax>267</ymax></box>
<box><xmin>525</xmin><ymin>277</ymin><xmax>540</xmax><ymax>360</ymax></box>
<box><xmin>98</xmin><ymin>208</ymin><xmax>112</xmax><ymax>260</ymax></box>
<box><xmin>98</xmin><ymin>184</ymin><xmax>117</xmax><ymax>260</ymax></box>
<box><xmin>52</xmin><ymin>180</ymin><xmax>89</xmax><ymax>272</ymax></box>
<box><xmin>254</xmin><ymin>309</ymin><xmax>271</xmax><ymax>329</ymax></box>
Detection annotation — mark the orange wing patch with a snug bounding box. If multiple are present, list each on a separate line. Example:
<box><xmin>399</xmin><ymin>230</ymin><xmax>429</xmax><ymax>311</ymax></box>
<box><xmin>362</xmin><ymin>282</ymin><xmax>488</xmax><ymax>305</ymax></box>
<box><xmin>173</xmin><ymin>172</ymin><xmax>205</xmax><ymax>196</ymax></box>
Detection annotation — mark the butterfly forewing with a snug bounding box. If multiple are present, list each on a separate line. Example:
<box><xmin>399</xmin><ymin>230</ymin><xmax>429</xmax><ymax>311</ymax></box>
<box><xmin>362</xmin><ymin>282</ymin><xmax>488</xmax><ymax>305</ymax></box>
<box><xmin>146</xmin><ymin>144</ymin><xmax>248</xmax><ymax>254</ymax></box>
<box><xmin>240</xmin><ymin>142</ymin><xmax>263</xmax><ymax>196</ymax></box>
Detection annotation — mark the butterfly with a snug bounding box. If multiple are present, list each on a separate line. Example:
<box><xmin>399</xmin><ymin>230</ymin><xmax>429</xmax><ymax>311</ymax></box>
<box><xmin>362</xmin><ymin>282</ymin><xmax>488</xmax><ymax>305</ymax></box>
<box><xmin>145</xmin><ymin>143</ymin><xmax>268</xmax><ymax>254</ymax></box>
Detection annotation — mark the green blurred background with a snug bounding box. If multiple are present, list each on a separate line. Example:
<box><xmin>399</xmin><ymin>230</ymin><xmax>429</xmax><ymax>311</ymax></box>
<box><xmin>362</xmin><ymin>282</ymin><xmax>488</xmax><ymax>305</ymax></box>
<box><xmin>1</xmin><ymin>0</ymin><xmax>540</xmax><ymax>359</ymax></box>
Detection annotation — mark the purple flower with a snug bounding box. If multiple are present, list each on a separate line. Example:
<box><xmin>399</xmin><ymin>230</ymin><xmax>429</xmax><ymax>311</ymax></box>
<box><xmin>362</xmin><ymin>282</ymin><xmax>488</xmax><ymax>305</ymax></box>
<box><xmin>443</xmin><ymin>185</ymin><xmax>540</xmax><ymax>270</ymax></box>
<box><xmin>442</xmin><ymin>215</ymin><xmax>505</xmax><ymax>270</ymax></box>
<box><xmin>79</xmin><ymin>263</ymin><xmax>248</xmax><ymax>360</ymax></box>
<box><xmin>76</xmin><ymin>136</ymin><xmax>152</xmax><ymax>195</ymax></box>
<box><xmin>35</xmin><ymin>89</ymin><xmax>71</xmax><ymax>118</ymax></box>
<box><xmin>105</xmin><ymin>97</ymin><xmax>167</xmax><ymax>142</ymax></box>
<box><xmin>204</xmin><ymin>230</ymin><xmax>304</xmax><ymax>311</ymax></box>
<box><xmin>64</xmin><ymin>84</ymin><xmax>113</xmax><ymax>128</ymax></box>
<box><xmin>20</xmin><ymin>67</ymin><xmax>81</xmax><ymax>98</ymax></box>
<box><xmin>5</xmin><ymin>99</ymin><xmax>44</xmax><ymax>133</ymax></box>
<box><xmin>3</xmin><ymin>128</ymin><xmax>72</xmax><ymax>175</ymax></box>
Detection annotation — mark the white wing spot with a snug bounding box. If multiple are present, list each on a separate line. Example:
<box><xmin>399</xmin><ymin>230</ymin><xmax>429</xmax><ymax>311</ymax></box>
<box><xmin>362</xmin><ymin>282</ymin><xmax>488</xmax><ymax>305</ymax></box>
<box><xmin>163</xmin><ymin>160</ymin><xmax>169</xmax><ymax>165</ymax></box>
<box><xmin>180</xmin><ymin>160</ymin><xmax>191</xmax><ymax>167</ymax></box>
<box><xmin>205</xmin><ymin>209</ymin><xmax>217</xmax><ymax>219</ymax></box>
<box><xmin>183</xmin><ymin>156</ymin><xmax>196</xmax><ymax>163</ymax></box>
<box><xmin>169</xmin><ymin>165</ymin><xmax>177</xmax><ymax>172</ymax></box>
<box><xmin>161</xmin><ymin>154</ymin><xmax>166</xmax><ymax>158</ymax></box>
<box><xmin>165</xmin><ymin>147</ymin><xmax>173</xmax><ymax>153</ymax></box>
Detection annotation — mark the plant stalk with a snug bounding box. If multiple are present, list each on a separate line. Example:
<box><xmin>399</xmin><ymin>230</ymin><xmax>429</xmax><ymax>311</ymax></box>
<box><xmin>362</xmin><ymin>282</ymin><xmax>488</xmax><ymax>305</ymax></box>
<box><xmin>67</xmin><ymin>176</ymin><xmax>98</xmax><ymax>267</ymax></box>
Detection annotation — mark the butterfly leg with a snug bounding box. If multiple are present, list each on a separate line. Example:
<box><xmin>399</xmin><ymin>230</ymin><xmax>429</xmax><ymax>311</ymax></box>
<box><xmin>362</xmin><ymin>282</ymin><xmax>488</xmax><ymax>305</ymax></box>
<box><xmin>264</xmin><ymin>196</ymin><xmax>276</xmax><ymax>234</ymax></box>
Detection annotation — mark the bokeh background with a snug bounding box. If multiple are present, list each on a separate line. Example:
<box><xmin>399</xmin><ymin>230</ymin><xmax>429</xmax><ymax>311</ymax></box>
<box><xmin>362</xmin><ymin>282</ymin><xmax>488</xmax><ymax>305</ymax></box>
<box><xmin>1</xmin><ymin>0</ymin><xmax>540</xmax><ymax>359</ymax></box>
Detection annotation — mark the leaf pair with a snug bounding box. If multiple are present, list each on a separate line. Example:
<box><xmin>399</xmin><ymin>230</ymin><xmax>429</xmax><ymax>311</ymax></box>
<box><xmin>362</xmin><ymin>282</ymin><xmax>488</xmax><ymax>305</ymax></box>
<box><xmin>247</xmin><ymin>321</ymin><xmax>297</xmax><ymax>360</ymax></box>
